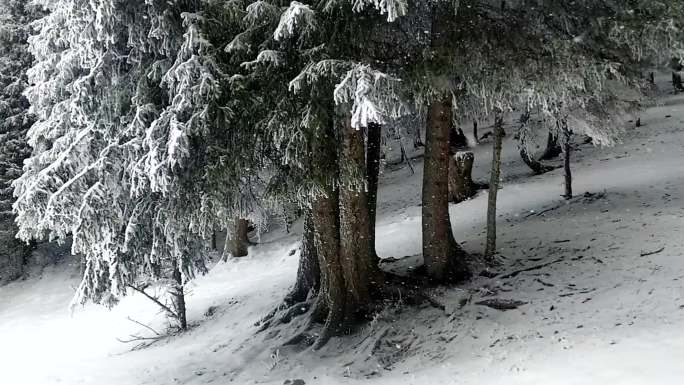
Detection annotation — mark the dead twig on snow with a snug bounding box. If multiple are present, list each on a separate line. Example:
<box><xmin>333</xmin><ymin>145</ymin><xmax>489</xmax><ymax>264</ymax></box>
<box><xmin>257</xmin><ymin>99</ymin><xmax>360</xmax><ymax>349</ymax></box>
<box><xmin>640</xmin><ymin>247</ymin><xmax>665</xmax><ymax>257</ymax></box>
<box><xmin>497</xmin><ymin>257</ymin><xmax>565</xmax><ymax>279</ymax></box>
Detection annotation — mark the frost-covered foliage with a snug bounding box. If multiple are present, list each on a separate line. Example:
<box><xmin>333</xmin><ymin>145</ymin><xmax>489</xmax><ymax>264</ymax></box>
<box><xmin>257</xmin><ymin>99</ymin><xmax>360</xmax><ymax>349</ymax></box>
<box><xmin>13</xmin><ymin>0</ymin><xmax>235</xmax><ymax>309</ymax></box>
<box><xmin>0</xmin><ymin>0</ymin><xmax>41</xmax><ymax>283</ymax></box>
<box><xmin>334</xmin><ymin>64</ymin><xmax>408</xmax><ymax>128</ymax></box>
<box><xmin>412</xmin><ymin>0</ymin><xmax>684</xmax><ymax>145</ymax></box>
<box><xmin>0</xmin><ymin>0</ymin><xmax>37</xmax><ymax>219</ymax></box>
<box><xmin>273</xmin><ymin>1</ymin><xmax>316</xmax><ymax>42</ymax></box>
<box><xmin>233</xmin><ymin>0</ymin><xmax>418</xmax><ymax>209</ymax></box>
<box><xmin>8</xmin><ymin>0</ymin><xmax>684</xmax><ymax>322</ymax></box>
<box><xmin>351</xmin><ymin>0</ymin><xmax>407</xmax><ymax>22</ymax></box>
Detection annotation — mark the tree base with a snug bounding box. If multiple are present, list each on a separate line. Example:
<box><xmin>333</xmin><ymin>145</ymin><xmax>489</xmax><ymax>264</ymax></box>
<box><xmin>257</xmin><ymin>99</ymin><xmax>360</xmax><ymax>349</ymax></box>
<box><xmin>266</xmin><ymin>268</ymin><xmax>471</xmax><ymax>350</ymax></box>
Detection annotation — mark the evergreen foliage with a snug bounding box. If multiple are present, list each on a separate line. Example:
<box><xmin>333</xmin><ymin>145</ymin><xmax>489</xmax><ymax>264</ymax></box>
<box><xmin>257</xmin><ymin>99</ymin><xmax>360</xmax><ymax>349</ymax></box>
<box><xmin>8</xmin><ymin>0</ymin><xmax>684</xmax><ymax>338</ymax></box>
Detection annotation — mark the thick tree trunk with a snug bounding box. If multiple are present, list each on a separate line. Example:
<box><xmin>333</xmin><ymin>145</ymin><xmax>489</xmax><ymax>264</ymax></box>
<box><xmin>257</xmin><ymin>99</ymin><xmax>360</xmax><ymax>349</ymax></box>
<box><xmin>484</xmin><ymin>114</ymin><xmax>504</xmax><ymax>260</ymax></box>
<box><xmin>448</xmin><ymin>151</ymin><xmax>477</xmax><ymax>203</ymax></box>
<box><xmin>518</xmin><ymin>112</ymin><xmax>556</xmax><ymax>175</ymax></box>
<box><xmin>228</xmin><ymin>218</ymin><xmax>249</xmax><ymax>258</ymax></box>
<box><xmin>366</xmin><ymin>122</ymin><xmax>382</xmax><ymax>258</ymax></box>
<box><xmin>312</xmin><ymin>189</ymin><xmax>347</xmax><ymax>349</ymax></box>
<box><xmin>285</xmin><ymin>209</ymin><xmax>320</xmax><ymax>305</ymax></box>
<box><xmin>338</xmin><ymin>115</ymin><xmax>381</xmax><ymax>307</ymax></box>
<box><xmin>422</xmin><ymin>97</ymin><xmax>470</xmax><ymax>283</ymax></box>
<box><xmin>421</xmin><ymin>3</ymin><xmax>470</xmax><ymax>284</ymax></box>
<box><xmin>540</xmin><ymin>129</ymin><xmax>562</xmax><ymax>160</ymax></box>
<box><xmin>562</xmin><ymin>119</ymin><xmax>573</xmax><ymax>200</ymax></box>
<box><xmin>307</xmin><ymin>107</ymin><xmax>351</xmax><ymax>349</ymax></box>
<box><xmin>171</xmin><ymin>265</ymin><xmax>187</xmax><ymax>330</ymax></box>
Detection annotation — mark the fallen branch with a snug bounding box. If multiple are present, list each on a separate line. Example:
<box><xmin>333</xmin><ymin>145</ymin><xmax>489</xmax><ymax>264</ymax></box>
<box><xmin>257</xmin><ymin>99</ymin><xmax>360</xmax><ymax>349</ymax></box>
<box><xmin>524</xmin><ymin>203</ymin><xmax>563</xmax><ymax>218</ymax></box>
<box><xmin>497</xmin><ymin>257</ymin><xmax>565</xmax><ymax>279</ymax></box>
<box><xmin>640</xmin><ymin>247</ymin><xmax>665</xmax><ymax>257</ymax></box>
<box><xmin>126</xmin><ymin>316</ymin><xmax>160</xmax><ymax>336</ymax></box>
<box><xmin>476</xmin><ymin>299</ymin><xmax>527</xmax><ymax>311</ymax></box>
<box><xmin>116</xmin><ymin>334</ymin><xmax>165</xmax><ymax>344</ymax></box>
<box><xmin>536</xmin><ymin>278</ymin><xmax>555</xmax><ymax>287</ymax></box>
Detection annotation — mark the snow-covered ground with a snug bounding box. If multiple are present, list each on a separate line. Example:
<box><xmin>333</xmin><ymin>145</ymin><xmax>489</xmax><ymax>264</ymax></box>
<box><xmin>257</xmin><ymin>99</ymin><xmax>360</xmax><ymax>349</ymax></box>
<box><xmin>3</xmin><ymin>78</ymin><xmax>684</xmax><ymax>385</ymax></box>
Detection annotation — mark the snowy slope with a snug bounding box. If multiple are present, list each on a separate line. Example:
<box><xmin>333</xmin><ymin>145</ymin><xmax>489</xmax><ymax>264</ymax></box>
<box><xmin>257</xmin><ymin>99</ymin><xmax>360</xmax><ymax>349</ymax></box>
<box><xmin>2</xmin><ymin>77</ymin><xmax>684</xmax><ymax>385</ymax></box>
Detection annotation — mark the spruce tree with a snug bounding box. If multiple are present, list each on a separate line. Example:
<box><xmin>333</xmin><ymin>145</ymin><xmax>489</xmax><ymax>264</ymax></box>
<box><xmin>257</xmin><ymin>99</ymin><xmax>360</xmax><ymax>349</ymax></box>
<box><xmin>0</xmin><ymin>0</ymin><xmax>40</xmax><ymax>283</ymax></box>
<box><xmin>13</xmin><ymin>0</ymin><xmax>239</xmax><ymax>328</ymax></box>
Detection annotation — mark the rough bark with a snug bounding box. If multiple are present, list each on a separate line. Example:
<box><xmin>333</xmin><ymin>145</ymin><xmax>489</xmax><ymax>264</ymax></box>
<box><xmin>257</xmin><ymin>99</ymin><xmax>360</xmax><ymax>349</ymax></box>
<box><xmin>540</xmin><ymin>129</ymin><xmax>562</xmax><ymax>160</ymax></box>
<box><xmin>285</xmin><ymin>209</ymin><xmax>320</xmax><ymax>305</ymax></box>
<box><xmin>306</xmin><ymin>108</ymin><xmax>351</xmax><ymax>349</ymax></box>
<box><xmin>171</xmin><ymin>265</ymin><xmax>187</xmax><ymax>330</ymax></box>
<box><xmin>338</xmin><ymin>114</ymin><xmax>381</xmax><ymax>307</ymax></box>
<box><xmin>518</xmin><ymin>112</ymin><xmax>556</xmax><ymax>175</ymax></box>
<box><xmin>484</xmin><ymin>114</ymin><xmax>505</xmax><ymax>260</ymax></box>
<box><xmin>311</xmin><ymin>190</ymin><xmax>347</xmax><ymax>349</ymax></box>
<box><xmin>448</xmin><ymin>151</ymin><xmax>477</xmax><ymax>203</ymax></box>
<box><xmin>422</xmin><ymin>97</ymin><xmax>470</xmax><ymax>283</ymax></box>
<box><xmin>562</xmin><ymin>119</ymin><xmax>573</xmax><ymax>200</ymax></box>
<box><xmin>228</xmin><ymin>218</ymin><xmax>249</xmax><ymax>258</ymax></box>
<box><xmin>366</xmin><ymin>122</ymin><xmax>382</xmax><ymax>258</ymax></box>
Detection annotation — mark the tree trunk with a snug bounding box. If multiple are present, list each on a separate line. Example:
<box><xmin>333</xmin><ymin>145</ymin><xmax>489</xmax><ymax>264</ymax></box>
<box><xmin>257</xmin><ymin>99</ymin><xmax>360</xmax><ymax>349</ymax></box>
<box><xmin>366</xmin><ymin>122</ymin><xmax>382</xmax><ymax>258</ymax></box>
<box><xmin>484</xmin><ymin>113</ymin><xmax>505</xmax><ymax>260</ymax></box>
<box><xmin>311</xmin><ymin>185</ymin><xmax>347</xmax><ymax>349</ymax></box>
<box><xmin>473</xmin><ymin>120</ymin><xmax>479</xmax><ymax>144</ymax></box>
<box><xmin>228</xmin><ymin>218</ymin><xmax>249</xmax><ymax>258</ymax></box>
<box><xmin>673</xmin><ymin>71</ymin><xmax>684</xmax><ymax>92</ymax></box>
<box><xmin>422</xmin><ymin>97</ymin><xmax>470</xmax><ymax>283</ymax></box>
<box><xmin>171</xmin><ymin>264</ymin><xmax>187</xmax><ymax>330</ymax></box>
<box><xmin>307</xmin><ymin>107</ymin><xmax>351</xmax><ymax>349</ymax></box>
<box><xmin>450</xmin><ymin>125</ymin><xmax>468</xmax><ymax>151</ymax></box>
<box><xmin>338</xmin><ymin>114</ymin><xmax>381</xmax><ymax>308</ymax></box>
<box><xmin>285</xmin><ymin>209</ymin><xmax>320</xmax><ymax>305</ymax></box>
<box><xmin>518</xmin><ymin>112</ymin><xmax>556</xmax><ymax>175</ymax></box>
<box><xmin>562</xmin><ymin>119</ymin><xmax>573</xmax><ymax>200</ymax></box>
<box><xmin>413</xmin><ymin>125</ymin><xmax>424</xmax><ymax>148</ymax></box>
<box><xmin>448</xmin><ymin>151</ymin><xmax>477</xmax><ymax>203</ymax></box>
<box><xmin>420</xmin><ymin>3</ymin><xmax>470</xmax><ymax>284</ymax></box>
<box><xmin>540</xmin><ymin>129</ymin><xmax>562</xmax><ymax>160</ymax></box>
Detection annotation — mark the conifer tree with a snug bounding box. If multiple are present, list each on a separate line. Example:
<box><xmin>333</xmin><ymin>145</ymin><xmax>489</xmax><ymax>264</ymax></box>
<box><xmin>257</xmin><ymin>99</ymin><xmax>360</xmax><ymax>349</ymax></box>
<box><xmin>230</xmin><ymin>0</ymin><xmax>410</xmax><ymax>347</ymax></box>
<box><xmin>13</xmin><ymin>0</ymin><xmax>239</xmax><ymax>328</ymax></box>
<box><xmin>0</xmin><ymin>0</ymin><xmax>40</xmax><ymax>283</ymax></box>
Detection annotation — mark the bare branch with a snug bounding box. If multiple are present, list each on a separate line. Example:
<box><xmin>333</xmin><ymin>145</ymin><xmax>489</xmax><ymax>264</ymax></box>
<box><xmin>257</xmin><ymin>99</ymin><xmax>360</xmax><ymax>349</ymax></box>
<box><xmin>116</xmin><ymin>334</ymin><xmax>164</xmax><ymax>344</ymax></box>
<box><xmin>125</xmin><ymin>283</ymin><xmax>179</xmax><ymax>320</ymax></box>
<box><xmin>126</xmin><ymin>316</ymin><xmax>161</xmax><ymax>336</ymax></box>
